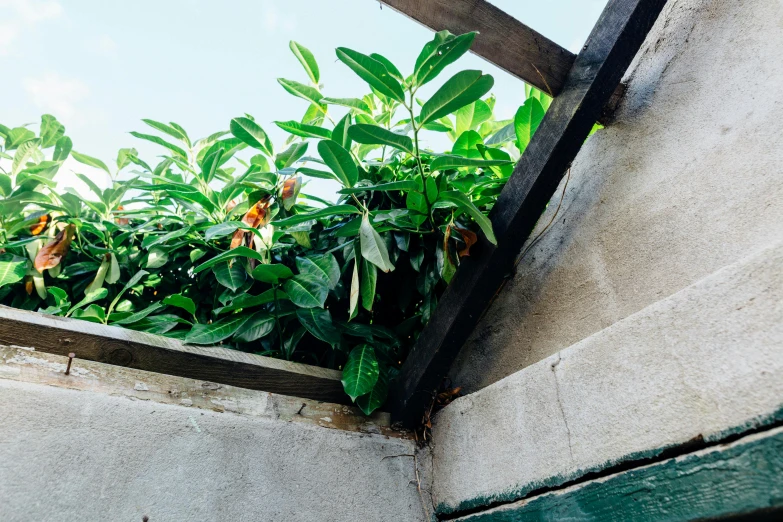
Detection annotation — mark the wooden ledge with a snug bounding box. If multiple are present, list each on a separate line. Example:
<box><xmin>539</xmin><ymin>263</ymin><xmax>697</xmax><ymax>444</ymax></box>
<box><xmin>0</xmin><ymin>305</ymin><xmax>348</xmax><ymax>405</ymax></box>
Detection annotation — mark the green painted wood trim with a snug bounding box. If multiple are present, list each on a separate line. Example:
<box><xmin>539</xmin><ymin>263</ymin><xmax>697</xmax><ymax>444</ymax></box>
<box><xmin>455</xmin><ymin>426</ymin><xmax>783</xmax><ymax>521</ymax></box>
<box><xmin>437</xmin><ymin>406</ymin><xmax>783</xmax><ymax>515</ymax></box>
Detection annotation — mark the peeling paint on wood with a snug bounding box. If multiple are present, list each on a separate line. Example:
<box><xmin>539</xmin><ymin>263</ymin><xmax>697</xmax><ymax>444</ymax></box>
<box><xmin>454</xmin><ymin>426</ymin><xmax>783</xmax><ymax>521</ymax></box>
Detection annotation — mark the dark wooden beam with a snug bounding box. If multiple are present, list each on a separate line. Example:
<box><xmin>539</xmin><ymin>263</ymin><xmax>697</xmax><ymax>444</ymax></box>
<box><xmin>378</xmin><ymin>0</ymin><xmax>575</xmax><ymax>95</ymax></box>
<box><xmin>0</xmin><ymin>305</ymin><xmax>349</xmax><ymax>404</ymax></box>
<box><xmin>389</xmin><ymin>0</ymin><xmax>670</xmax><ymax>428</ymax></box>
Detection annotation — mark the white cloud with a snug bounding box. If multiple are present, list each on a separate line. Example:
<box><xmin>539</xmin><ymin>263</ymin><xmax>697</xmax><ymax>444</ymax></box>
<box><xmin>0</xmin><ymin>0</ymin><xmax>63</xmax><ymax>55</ymax></box>
<box><xmin>261</xmin><ymin>0</ymin><xmax>296</xmax><ymax>33</ymax></box>
<box><xmin>23</xmin><ymin>73</ymin><xmax>90</xmax><ymax>122</ymax></box>
<box><xmin>85</xmin><ymin>34</ymin><xmax>117</xmax><ymax>56</ymax></box>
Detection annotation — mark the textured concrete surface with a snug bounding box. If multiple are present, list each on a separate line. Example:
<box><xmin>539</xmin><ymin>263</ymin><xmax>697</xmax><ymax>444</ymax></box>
<box><xmin>450</xmin><ymin>0</ymin><xmax>783</xmax><ymax>392</ymax></box>
<box><xmin>433</xmin><ymin>241</ymin><xmax>783</xmax><ymax>515</ymax></box>
<box><xmin>0</xmin><ymin>377</ymin><xmax>431</xmax><ymax>522</ymax></box>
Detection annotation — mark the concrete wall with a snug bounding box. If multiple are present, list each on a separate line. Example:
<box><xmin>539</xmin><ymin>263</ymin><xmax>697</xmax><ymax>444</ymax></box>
<box><xmin>450</xmin><ymin>0</ymin><xmax>783</xmax><ymax>393</ymax></box>
<box><xmin>0</xmin><ymin>347</ymin><xmax>432</xmax><ymax>522</ymax></box>
<box><xmin>433</xmin><ymin>0</ymin><xmax>783</xmax><ymax>517</ymax></box>
<box><xmin>434</xmin><ymin>238</ymin><xmax>783</xmax><ymax>516</ymax></box>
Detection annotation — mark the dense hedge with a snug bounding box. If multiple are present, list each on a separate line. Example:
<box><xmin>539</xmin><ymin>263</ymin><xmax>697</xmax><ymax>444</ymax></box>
<box><xmin>0</xmin><ymin>32</ymin><xmax>553</xmax><ymax>412</ymax></box>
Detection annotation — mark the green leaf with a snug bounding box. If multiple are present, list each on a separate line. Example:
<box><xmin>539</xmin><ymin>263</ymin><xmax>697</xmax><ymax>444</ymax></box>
<box><xmin>142</xmin><ymin>226</ymin><xmax>191</xmax><ymax>249</ymax></box>
<box><xmin>275</xmin><ymin>120</ymin><xmax>331</xmax><ymax>140</ymax></box>
<box><xmin>289</xmin><ymin>41</ymin><xmax>320</xmax><ymax>84</ymax></box>
<box><xmin>146</xmin><ymin>248</ymin><xmax>168</xmax><ymax>269</ymax></box>
<box><xmin>214</xmin><ymin>289</ymin><xmax>286</xmax><ymax>315</ymax></box>
<box><xmin>360</xmin><ymin>258</ymin><xmax>377</xmax><ymax>311</ymax></box>
<box><xmin>67</xmin><ymin>288</ymin><xmax>108</xmax><ymax>316</ymax></box>
<box><xmin>252</xmin><ymin>264</ymin><xmax>294</xmax><ymax>285</ymax></box>
<box><xmin>272</xmin><ymin>205</ymin><xmax>360</xmax><ymax>228</ymax></box>
<box><xmin>71</xmin><ymin>304</ymin><xmax>106</xmax><ymax>323</ymax></box>
<box><xmin>52</xmin><ymin>136</ymin><xmax>72</xmax><ymax>162</ymax></box>
<box><xmin>105</xmin><ymin>253</ymin><xmax>121</xmax><ymax>284</ymax></box>
<box><xmin>283</xmin><ymin>274</ymin><xmax>329</xmax><ymax>308</ymax></box>
<box><xmin>111</xmin><ymin>302</ymin><xmax>165</xmax><ymax>325</ymax></box>
<box><xmin>437</xmin><ymin>190</ymin><xmax>497</xmax><ymax>245</ymax></box>
<box><xmin>370</xmin><ymin>53</ymin><xmax>404</xmax><ymax>82</ymax></box>
<box><xmin>163</xmin><ymin>294</ymin><xmax>196</xmax><ymax>316</ymax></box>
<box><xmin>356</xmin><ymin>370</ymin><xmax>389</xmax><ymax>415</ymax></box>
<box><xmin>214</xmin><ymin>261</ymin><xmax>248</xmax><ymax>291</ymax></box>
<box><xmin>349</xmin><ymin>256</ymin><xmax>360</xmax><ymax>320</ymax></box>
<box><xmin>128</xmin><ymin>132</ymin><xmax>187</xmax><ymax>160</ymax></box>
<box><xmin>322</xmin><ymin>97</ymin><xmax>372</xmax><ymax>116</ymax></box>
<box><xmin>335</xmin><ymin>48</ymin><xmax>405</xmax><ymax>103</ymax></box>
<box><xmin>0</xmin><ymin>255</ymin><xmax>28</xmax><ymax>288</ymax></box>
<box><xmin>347</xmin><ymin>124</ymin><xmax>413</xmax><ymax>154</ymax></box>
<box><xmin>12</xmin><ymin>140</ymin><xmax>41</xmax><ymax>176</ymax></box>
<box><xmin>230</xmin><ymin>117</ymin><xmax>273</xmax><ymax>156</ymax></box>
<box><xmin>296</xmin><ymin>167</ymin><xmax>336</xmax><ymax>181</ymax></box>
<box><xmin>278</xmin><ymin>78</ymin><xmax>324</xmax><ymax>107</ymax></box>
<box><xmin>185</xmin><ymin>314</ymin><xmax>250</xmax><ymax>345</ymax></box>
<box><xmin>420</xmin><ymin>70</ymin><xmax>494</xmax><ymax>124</ymax></box>
<box><xmin>514</xmin><ymin>97</ymin><xmax>545</xmax><ymax>151</ymax></box>
<box><xmin>39</xmin><ymin>114</ymin><xmax>65</xmax><ymax>148</ymax></box>
<box><xmin>338</xmin><ymin>180</ymin><xmax>417</xmax><ymax>194</ymax></box>
<box><xmin>275</xmin><ymin>141</ymin><xmax>309</xmax><ymax>170</ymax></box>
<box><xmin>193</xmin><ymin>246</ymin><xmax>265</xmax><ymax>274</ymax></box>
<box><xmin>296</xmin><ymin>254</ymin><xmax>340</xmax><ymax>289</ymax></box>
<box><xmin>452</xmin><ymin>130</ymin><xmax>483</xmax><ymax>159</ymax></box>
<box><xmin>233</xmin><ymin>311</ymin><xmax>276</xmax><ymax>343</ymax></box>
<box><xmin>415</xmin><ymin>31</ymin><xmax>476</xmax><ymax>87</ymax></box>
<box><xmin>204</xmin><ymin>221</ymin><xmax>241</xmax><ymax>241</ymax></box>
<box><xmin>359</xmin><ymin>213</ymin><xmax>395</xmax><ymax>273</ymax></box>
<box><xmin>142</xmin><ymin>119</ymin><xmax>188</xmax><ymax>143</ymax></box>
<box><xmin>296</xmin><ymin>308</ymin><xmax>341</xmax><ymax>345</ymax></box>
<box><xmin>430</xmin><ymin>155</ymin><xmax>513</xmax><ymax>172</ymax></box>
<box><xmin>317</xmin><ymin>140</ymin><xmax>358</xmax><ymax>188</ymax></box>
<box><xmin>106</xmin><ymin>269</ymin><xmax>149</xmax><ymax>321</ymax></box>
<box><xmin>341</xmin><ymin>344</ymin><xmax>379</xmax><ymax>401</ymax></box>
<box><xmin>332</xmin><ymin>113</ymin><xmax>352</xmax><ymax>149</ymax></box>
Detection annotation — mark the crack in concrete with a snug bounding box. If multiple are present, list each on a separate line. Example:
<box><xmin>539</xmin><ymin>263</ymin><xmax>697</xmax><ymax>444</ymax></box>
<box><xmin>551</xmin><ymin>352</ymin><xmax>575</xmax><ymax>464</ymax></box>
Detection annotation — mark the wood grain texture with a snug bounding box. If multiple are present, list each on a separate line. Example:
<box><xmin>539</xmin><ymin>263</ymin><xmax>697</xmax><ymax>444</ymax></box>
<box><xmin>0</xmin><ymin>345</ymin><xmax>409</xmax><ymax>438</ymax></box>
<box><xmin>388</xmin><ymin>0</ymin><xmax>670</xmax><ymax>427</ymax></box>
<box><xmin>0</xmin><ymin>305</ymin><xmax>348</xmax><ymax>404</ymax></box>
<box><xmin>379</xmin><ymin>0</ymin><xmax>575</xmax><ymax>94</ymax></box>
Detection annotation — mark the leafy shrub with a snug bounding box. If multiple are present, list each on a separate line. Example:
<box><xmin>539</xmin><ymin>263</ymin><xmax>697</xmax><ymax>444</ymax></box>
<box><xmin>0</xmin><ymin>32</ymin><xmax>551</xmax><ymax>413</ymax></box>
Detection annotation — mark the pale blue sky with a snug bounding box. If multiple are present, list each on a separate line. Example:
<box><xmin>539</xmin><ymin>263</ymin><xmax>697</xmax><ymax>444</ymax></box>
<box><xmin>0</xmin><ymin>0</ymin><xmax>607</xmax><ymax>196</ymax></box>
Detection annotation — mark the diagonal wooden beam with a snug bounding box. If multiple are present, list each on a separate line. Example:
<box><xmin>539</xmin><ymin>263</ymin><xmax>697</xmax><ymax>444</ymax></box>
<box><xmin>388</xmin><ymin>0</ymin><xmax>670</xmax><ymax>428</ymax></box>
<box><xmin>378</xmin><ymin>0</ymin><xmax>576</xmax><ymax>95</ymax></box>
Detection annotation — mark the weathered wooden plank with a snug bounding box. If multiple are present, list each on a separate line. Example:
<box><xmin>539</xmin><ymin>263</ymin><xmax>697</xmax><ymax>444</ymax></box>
<box><xmin>389</xmin><ymin>0</ymin><xmax>670</xmax><ymax>427</ymax></box>
<box><xmin>0</xmin><ymin>345</ymin><xmax>408</xmax><ymax>438</ymax></box>
<box><xmin>378</xmin><ymin>0</ymin><xmax>575</xmax><ymax>94</ymax></box>
<box><xmin>0</xmin><ymin>305</ymin><xmax>348</xmax><ymax>404</ymax></box>
<box><xmin>449</xmin><ymin>426</ymin><xmax>783</xmax><ymax>521</ymax></box>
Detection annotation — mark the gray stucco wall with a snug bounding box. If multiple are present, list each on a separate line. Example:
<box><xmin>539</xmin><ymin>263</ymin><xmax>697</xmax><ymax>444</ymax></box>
<box><xmin>0</xmin><ymin>353</ymin><xmax>431</xmax><ymax>522</ymax></box>
<box><xmin>450</xmin><ymin>0</ymin><xmax>783</xmax><ymax>393</ymax></box>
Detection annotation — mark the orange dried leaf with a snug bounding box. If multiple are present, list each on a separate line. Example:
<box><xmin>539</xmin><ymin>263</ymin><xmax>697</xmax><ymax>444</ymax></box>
<box><xmin>114</xmin><ymin>206</ymin><xmax>129</xmax><ymax>226</ymax></box>
<box><xmin>229</xmin><ymin>229</ymin><xmax>246</xmax><ymax>250</ymax></box>
<box><xmin>24</xmin><ymin>276</ymin><xmax>34</xmax><ymax>295</ymax></box>
<box><xmin>456</xmin><ymin>227</ymin><xmax>478</xmax><ymax>258</ymax></box>
<box><xmin>30</xmin><ymin>214</ymin><xmax>50</xmax><ymax>236</ymax></box>
<box><xmin>34</xmin><ymin>224</ymin><xmax>75</xmax><ymax>272</ymax></box>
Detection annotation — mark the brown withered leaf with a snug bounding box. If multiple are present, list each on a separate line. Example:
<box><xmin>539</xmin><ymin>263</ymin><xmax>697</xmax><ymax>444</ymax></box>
<box><xmin>281</xmin><ymin>176</ymin><xmax>302</xmax><ymax>210</ymax></box>
<box><xmin>225</xmin><ymin>199</ymin><xmax>237</xmax><ymax>213</ymax></box>
<box><xmin>24</xmin><ymin>276</ymin><xmax>34</xmax><ymax>295</ymax></box>
<box><xmin>30</xmin><ymin>214</ymin><xmax>50</xmax><ymax>236</ymax></box>
<box><xmin>456</xmin><ymin>227</ymin><xmax>478</xmax><ymax>257</ymax></box>
<box><xmin>114</xmin><ymin>206</ymin><xmax>130</xmax><ymax>226</ymax></box>
<box><xmin>443</xmin><ymin>225</ymin><xmax>452</xmax><ymax>253</ymax></box>
<box><xmin>230</xmin><ymin>197</ymin><xmax>272</xmax><ymax>250</ymax></box>
<box><xmin>34</xmin><ymin>224</ymin><xmax>75</xmax><ymax>272</ymax></box>
<box><xmin>229</xmin><ymin>228</ymin><xmax>246</xmax><ymax>250</ymax></box>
